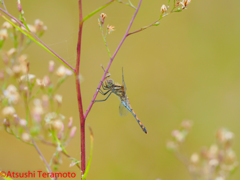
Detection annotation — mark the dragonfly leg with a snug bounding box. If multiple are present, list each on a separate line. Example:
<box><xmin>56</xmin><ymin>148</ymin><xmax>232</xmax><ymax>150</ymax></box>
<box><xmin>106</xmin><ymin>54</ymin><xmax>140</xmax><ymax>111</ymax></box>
<box><xmin>99</xmin><ymin>89</ymin><xmax>111</xmax><ymax>95</ymax></box>
<box><xmin>98</xmin><ymin>87</ymin><xmax>105</xmax><ymax>94</ymax></box>
<box><xmin>97</xmin><ymin>82</ymin><xmax>110</xmax><ymax>94</ymax></box>
<box><xmin>95</xmin><ymin>91</ymin><xmax>113</xmax><ymax>102</ymax></box>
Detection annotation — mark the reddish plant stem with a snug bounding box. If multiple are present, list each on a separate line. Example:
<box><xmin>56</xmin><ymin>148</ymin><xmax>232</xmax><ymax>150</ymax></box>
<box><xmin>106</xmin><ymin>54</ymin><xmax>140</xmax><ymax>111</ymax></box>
<box><xmin>127</xmin><ymin>19</ymin><xmax>159</xmax><ymax>37</ymax></box>
<box><xmin>127</xmin><ymin>6</ymin><xmax>179</xmax><ymax>37</ymax></box>
<box><xmin>75</xmin><ymin>0</ymin><xmax>85</xmax><ymax>176</ymax></box>
<box><xmin>0</xmin><ymin>8</ymin><xmax>75</xmax><ymax>72</ymax></box>
<box><xmin>84</xmin><ymin>0</ymin><xmax>143</xmax><ymax>120</ymax></box>
<box><xmin>1</xmin><ymin>0</ymin><xmax>8</xmax><ymax>12</ymax></box>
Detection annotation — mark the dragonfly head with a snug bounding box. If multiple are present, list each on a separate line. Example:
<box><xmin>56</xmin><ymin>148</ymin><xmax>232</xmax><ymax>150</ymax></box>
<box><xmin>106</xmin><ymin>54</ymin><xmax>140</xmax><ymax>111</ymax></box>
<box><xmin>105</xmin><ymin>79</ymin><xmax>114</xmax><ymax>88</ymax></box>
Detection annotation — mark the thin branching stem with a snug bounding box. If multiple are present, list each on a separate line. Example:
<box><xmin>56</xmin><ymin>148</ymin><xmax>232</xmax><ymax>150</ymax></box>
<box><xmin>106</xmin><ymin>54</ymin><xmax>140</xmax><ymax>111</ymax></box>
<box><xmin>39</xmin><ymin>137</ymin><xmax>81</xmax><ymax>170</ymax></box>
<box><xmin>127</xmin><ymin>6</ymin><xmax>178</xmax><ymax>37</ymax></box>
<box><xmin>4</xmin><ymin>127</ymin><xmax>33</xmax><ymax>146</ymax></box>
<box><xmin>99</xmin><ymin>24</ymin><xmax>111</xmax><ymax>58</ymax></box>
<box><xmin>127</xmin><ymin>19</ymin><xmax>159</xmax><ymax>37</ymax></box>
<box><xmin>83</xmin><ymin>0</ymin><xmax>114</xmax><ymax>21</ymax></box>
<box><xmin>117</xmin><ymin>0</ymin><xmax>136</xmax><ymax>9</ymax></box>
<box><xmin>84</xmin><ymin>0</ymin><xmax>143</xmax><ymax>119</ymax></box>
<box><xmin>1</xmin><ymin>0</ymin><xmax>7</xmax><ymax>12</ymax></box>
<box><xmin>31</xmin><ymin>134</ymin><xmax>54</xmax><ymax>176</ymax></box>
<box><xmin>0</xmin><ymin>8</ymin><xmax>75</xmax><ymax>72</ymax></box>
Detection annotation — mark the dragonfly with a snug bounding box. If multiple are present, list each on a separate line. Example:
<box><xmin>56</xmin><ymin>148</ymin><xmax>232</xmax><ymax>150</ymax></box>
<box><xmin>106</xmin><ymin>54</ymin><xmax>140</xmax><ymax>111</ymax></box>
<box><xmin>95</xmin><ymin>68</ymin><xmax>148</xmax><ymax>134</ymax></box>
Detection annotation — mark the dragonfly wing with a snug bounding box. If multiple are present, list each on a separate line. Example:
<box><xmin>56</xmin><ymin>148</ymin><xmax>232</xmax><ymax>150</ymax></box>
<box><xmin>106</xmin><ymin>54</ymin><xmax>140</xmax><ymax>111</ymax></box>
<box><xmin>122</xmin><ymin>67</ymin><xmax>127</xmax><ymax>92</ymax></box>
<box><xmin>119</xmin><ymin>101</ymin><xmax>129</xmax><ymax>117</ymax></box>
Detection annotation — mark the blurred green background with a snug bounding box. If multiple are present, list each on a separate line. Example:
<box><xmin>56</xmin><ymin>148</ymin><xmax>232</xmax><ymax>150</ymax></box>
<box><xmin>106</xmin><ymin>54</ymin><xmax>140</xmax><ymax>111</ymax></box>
<box><xmin>1</xmin><ymin>0</ymin><xmax>240</xmax><ymax>179</ymax></box>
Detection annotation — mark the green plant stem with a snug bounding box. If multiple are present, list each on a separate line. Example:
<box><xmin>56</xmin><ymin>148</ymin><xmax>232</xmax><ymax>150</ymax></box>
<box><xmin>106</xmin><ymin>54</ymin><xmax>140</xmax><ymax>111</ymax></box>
<box><xmin>4</xmin><ymin>126</ymin><xmax>33</xmax><ymax>146</ymax></box>
<box><xmin>29</xmin><ymin>88</ymin><xmax>41</xmax><ymax>102</ymax></box>
<box><xmin>126</xmin><ymin>19</ymin><xmax>159</xmax><ymax>37</ymax></box>
<box><xmin>39</xmin><ymin>136</ymin><xmax>81</xmax><ymax>170</ymax></box>
<box><xmin>83</xmin><ymin>0</ymin><xmax>114</xmax><ymax>21</ymax></box>
<box><xmin>127</xmin><ymin>6</ymin><xmax>180</xmax><ymax>37</ymax></box>
<box><xmin>0</xmin><ymin>8</ymin><xmax>75</xmax><ymax>72</ymax></box>
<box><xmin>99</xmin><ymin>24</ymin><xmax>111</xmax><ymax>58</ymax></box>
<box><xmin>117</xmin><ymin>0</ymin><xmax>136</xmax><ymax>9</ymax></box>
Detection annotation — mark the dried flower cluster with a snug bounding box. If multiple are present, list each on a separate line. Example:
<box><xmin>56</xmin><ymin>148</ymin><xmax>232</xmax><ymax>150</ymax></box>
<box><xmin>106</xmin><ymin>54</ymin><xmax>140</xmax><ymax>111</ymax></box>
<box><xmin>0</xmin><ymin>20</ymin><xmax>77</xmax><ymax>170</ymax></box>
<box><xmin>98</xmin><ymin>13</ymin><xmax>115</xmax><ymax>35</ymax></box>
<box><xmin>161</xmin><ymin>0</ymin><xmax>192</xmax><ymax>15</ymax></box>
<box><xmin>167</xmin><ymin>120</ymin><xmax>238</xmax><ymax>180</ymax></box>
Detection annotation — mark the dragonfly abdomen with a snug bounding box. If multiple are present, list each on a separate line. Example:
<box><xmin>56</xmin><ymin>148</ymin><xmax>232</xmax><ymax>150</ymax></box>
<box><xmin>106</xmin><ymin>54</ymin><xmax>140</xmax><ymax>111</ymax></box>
<box><xmin>130</xmin><ymin>110</ymin><xmax>148</xmax><ymax>134</ymax></box>
<box><xmin>121</xmin><ymin>101</ymin><xmax>148</xmax><ymax>134</ymax></box>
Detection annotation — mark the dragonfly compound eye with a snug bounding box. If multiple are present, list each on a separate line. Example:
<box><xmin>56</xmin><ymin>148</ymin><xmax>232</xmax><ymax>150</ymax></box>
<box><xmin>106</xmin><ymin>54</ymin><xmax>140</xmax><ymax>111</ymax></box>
<box><xmin>106</xmin><ymin>79</ymin><xmax>113</xmax><ymax>87</ymax></box>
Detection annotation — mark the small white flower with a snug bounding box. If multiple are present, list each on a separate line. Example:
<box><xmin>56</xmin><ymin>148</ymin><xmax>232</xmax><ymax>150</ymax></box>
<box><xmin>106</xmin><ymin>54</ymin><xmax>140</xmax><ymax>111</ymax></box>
<box><xmin>19</xmin><ymin>74</ymin><xmax>36</xmax><ymax>81</ymax></box>
<box><xmin>160</xmin><ymin>4</ymin><xmax>168</xmax><ymax>13</ymax></box>
<box><xmin>180</xmin><ymin>0</ymin><xmax>191</xmax><ymax>9</ymax></box>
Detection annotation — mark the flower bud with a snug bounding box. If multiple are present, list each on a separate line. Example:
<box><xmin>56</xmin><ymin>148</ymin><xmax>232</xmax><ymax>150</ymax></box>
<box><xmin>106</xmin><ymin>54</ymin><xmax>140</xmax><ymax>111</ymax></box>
<box><xmin>190</xmin><ymin>153</ymin><xmax>199</xmax><ymax>164</ymax></box>
<box><xmin>19</xmin><ymin>74</ymin><xmax>36</xmax><ymax>82</ymax></box>
<box><xmin>68</xmin><ymin>117</ymin><xmax>73</xmax><ymax>128</ymax></box>
<box><xmin>2</xmin><ymin>106</ymin><xmax>16</xmax><ymax>117</ymax></box>
<box><xmin>2</xmin><ymin>53</ymin><xmax>9</xmax><ymax>65</ymax></box>
<box><xmin>12</xmin><ymin>65</ymin><xmax>22</xmax><ymax>77</ymax></box>
<box><xmin>172</xmin><ymin>130</ymin><xmax>185</xmax><ymax>142</ymax></box>
<box><xmin>0</xmin><ymin>29</ymin><xmax>8</xmax><ymax>40</ymax></box>
<box><xmin>34</xmin><ymin>19</ymin><xmax>45</xmax><ymax>32</ymax></box>
<box><xmin>58</xmin><ymin>131</ymin><xmax>62</xmax><ymax>140</ymax></box>
<box><xmin>53</xmin><ymin>120</ymin><xmax>63</xmax><ymax>131</ymax></box>
<box><xmin>153</xmin><ymin>22</ymin><xmax>160</xmax><ymax>26</ymax></box>
<box><xmin>208</xmin><ymin>144</ymin><xmax>218</xmax><ymax>158</ymax></box>
<box><xmin>99</xmin><ymin>13</ymin><xmax>107</xmax><ymax>25</ymax></box>
<box><xmin>54</xmin><ymin>94</ymin><xmax>62</xmax><ymax>105</ymax></box>
<box><xmin>215</xmin><ymin>177</ymin><xmax>225</xmax><ymax>180</ymax></box>
<box><xmin>17</xmin><ymin>0</ymin><xmax>22</xmax><ymax>13</ymax></box>
<box><xmin>209</xmin><ymin>159</ymin><xmax>219</xmax><ymax>167</ymax></box>
<box><xmin>56</xmin><ymin>65</ymin><xmax>66</xmax><ymax>77</ymax></box>
<box><xmin>181</xmin><ymin>120</ymin><xmax>192</xmax><ymax>130</ymax></box>
<box><xmin>49</xmin><ymin>61</ymin><xmax>55</xmax><ymax>73</ymax></box>
<box><xmin>19</xmin><ymin>119</ymin><xmax>27</xmax><ymax>126</ymax></box>
<box><xmin>180</xmin><ymin>0</ymin><xmax>191</xmax><ymax>9</ymax></box>
<box><xmin>160</xmin><ymin>4</ymin><xmax>168</xmax><ymax>13</ymax></box>
<box><xmin>7</xmin><ymin>48</ymin><xmax>16</xmax><ymax>56</ymax></box>
<box><xmin>0</xmin><ymin>70</ymin><xmax>4</xmax><ymax>80</ymax></box>
<box><xmin>36</xmin><ymin>78</ymin><xmax>46</xmax><ymax>88</ymax></box>
<box><xmin>201</xmin><ymin>147</ymin><xmax>209</xmax><ymax>159</ymax></box>
<box><xmin>225</xmin><ymin>149</ymin><xmax>236</xmax><ymax>164</ymax></box>
<box><xmin>43</xmin><ymin>76</ymin><xmax>51</xmax><ymax>86</ymax></box>
<box><xmin>23</xmin><ymin>86</ymin><xmax>28</xmax><ymax>97</ymax></box>
<box><xmin>22</xmin><ymin>132</ymin><xmax>31</xmax><ymax>142</ymax></box>
<box><xmin>42</xmin><ymin>95</ymin><xmax>49</xmax><ymax>108</ymax></box>
<box><xmin>70</xmin><ymin>126</ymin><xmax>77</xmax><ymax>138</ymax></box>
<box><xmin>24</xmin><ymin>24</ymin><xmax>36</xmax><ymax>33</ymax></box>
<box><xmin>2</xmin><ymin>22</ymin><xmax>12</xmax><ymax>29</ymax></box>
<box><xmin>18</xmin><ymin>54</ymin><xmax>28</xmax><ymax>63</ymax></box>
<box><xmin>166</xmin><ymin>141</ymin><xmax>178</xmax><ymax>151</ymax></box>
<box><xmin>56</xmin><ymin>145</ymin><xmax>62</xmax><ymax>152</ymax></box>
<box><xmin>13</xmin><ymin>114</ymin><xmax>19</xmax><ymax>124</ymax></box>
<box><xmin>3</xmin><ymin>119</ymin><xmax>10</xmax><ymax>127</ymax></box>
